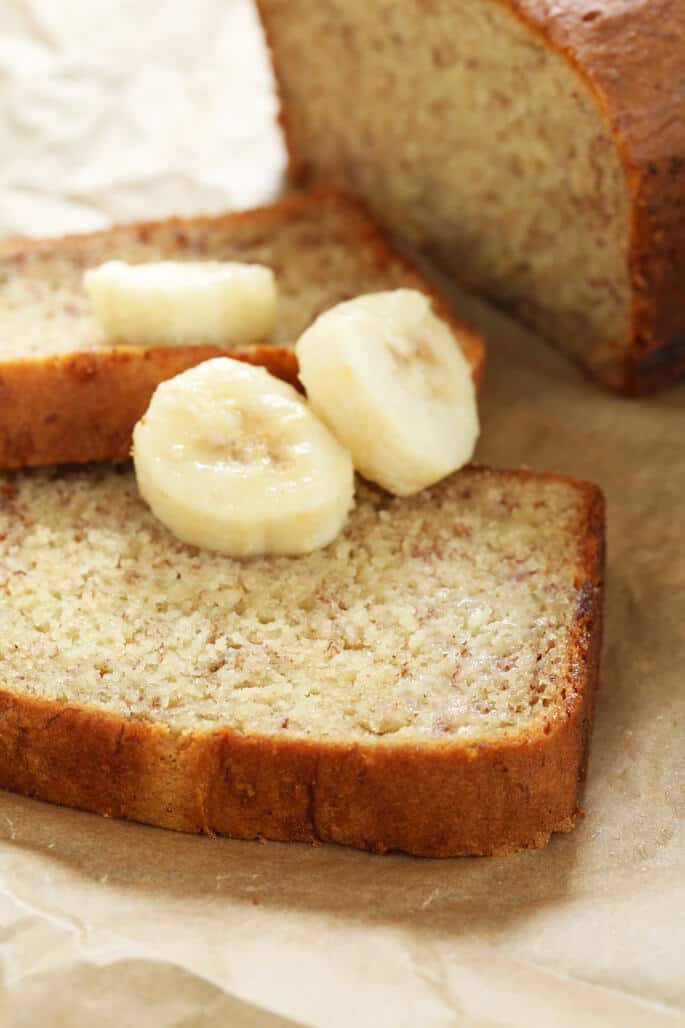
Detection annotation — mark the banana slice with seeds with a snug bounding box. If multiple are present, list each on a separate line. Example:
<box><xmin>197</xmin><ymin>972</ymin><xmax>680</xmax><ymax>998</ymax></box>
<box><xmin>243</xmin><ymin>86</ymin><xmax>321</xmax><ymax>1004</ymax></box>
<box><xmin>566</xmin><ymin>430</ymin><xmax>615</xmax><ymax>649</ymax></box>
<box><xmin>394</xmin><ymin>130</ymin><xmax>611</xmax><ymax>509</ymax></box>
<box><xmin>296</xmin><ymin>290</ymin><xmax>479</xmax><ymax>497</ymax></box>
<box><xmin>133</xmin><ymin>358</ymin><xmax>354</xmax><ymax>557</ymax></box>
<box><xmin>84</xmin><ymin>260</ymin><xmax>276</xmax><ymax>347</ymax></box>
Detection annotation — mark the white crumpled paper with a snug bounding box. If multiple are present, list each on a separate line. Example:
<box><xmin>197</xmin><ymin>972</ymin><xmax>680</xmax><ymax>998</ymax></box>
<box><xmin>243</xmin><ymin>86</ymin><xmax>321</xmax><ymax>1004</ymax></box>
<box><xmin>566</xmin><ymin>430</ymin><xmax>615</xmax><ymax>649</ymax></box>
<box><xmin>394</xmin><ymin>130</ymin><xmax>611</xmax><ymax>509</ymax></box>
<box><xmin>0</xmin><ymin>3</ymin><xmax>683</xmax><ymax>1026</ymax></box>
<box><xmin>0</xmin><ymin>0</ymin><xmax>285</xmax><ymax>237</ymax></box>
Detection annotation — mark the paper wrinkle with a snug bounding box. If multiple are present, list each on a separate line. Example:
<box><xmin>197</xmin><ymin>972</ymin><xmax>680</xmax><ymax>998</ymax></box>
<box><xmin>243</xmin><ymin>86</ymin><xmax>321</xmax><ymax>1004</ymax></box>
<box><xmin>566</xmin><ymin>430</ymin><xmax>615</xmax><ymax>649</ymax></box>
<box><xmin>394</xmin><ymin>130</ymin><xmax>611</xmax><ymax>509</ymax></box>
<box><xmin>0</xmin><ymin>0</ymin><xmax>684</xmax><ymax>1025</ymax></box>
<box><xmin>1</xmin><ymin>874</ymin><xmax>310</xmax><ymax>1027</ymax></box>
<box><xmin>2</xmin><ymin>944</ymin><xmax>307</xmax><ymax>1028</ymax></box>
<box><xmin>0</xmin><ymin>0</ymin><xmax>286</xmax><ymax>237</ymax></box>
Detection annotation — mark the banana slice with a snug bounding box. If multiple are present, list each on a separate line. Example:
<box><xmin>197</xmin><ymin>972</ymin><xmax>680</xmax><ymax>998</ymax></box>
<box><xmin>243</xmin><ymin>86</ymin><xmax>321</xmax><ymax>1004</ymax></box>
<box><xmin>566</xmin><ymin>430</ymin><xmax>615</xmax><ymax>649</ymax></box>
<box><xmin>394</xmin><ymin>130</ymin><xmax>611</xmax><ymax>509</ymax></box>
<box><xmin>84</xmin><ymin>260</ymin><xmax>276</xmax><ymax>347</ymax></box>
<box><xmin>296</xmin><ymin>290</ymin><xmax>479</xmax><ymax>497</ymax></box>
<box><xmin>132</xmin><ymin>358</ymin><xmax>354</xmax><ymax>557</ymax></box>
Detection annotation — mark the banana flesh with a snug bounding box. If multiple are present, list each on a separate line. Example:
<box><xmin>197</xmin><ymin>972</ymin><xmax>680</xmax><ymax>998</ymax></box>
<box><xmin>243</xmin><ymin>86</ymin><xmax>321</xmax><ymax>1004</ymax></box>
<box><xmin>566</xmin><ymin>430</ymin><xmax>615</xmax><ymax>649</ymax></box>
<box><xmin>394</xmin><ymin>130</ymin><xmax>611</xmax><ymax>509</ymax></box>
<box><xmin>84</xmin><ymin>260</ymin><xmax>277</xmax><ymax>347</ymax></box>
<box><xmin>133</xmin><ymin>358</ymin><xmax>355</xmax><ymax>557</ymax></box>
<box><xmin>296</xmin><ymin>290</ymin><xmax>479</xmax><ymax>496</ymax></box>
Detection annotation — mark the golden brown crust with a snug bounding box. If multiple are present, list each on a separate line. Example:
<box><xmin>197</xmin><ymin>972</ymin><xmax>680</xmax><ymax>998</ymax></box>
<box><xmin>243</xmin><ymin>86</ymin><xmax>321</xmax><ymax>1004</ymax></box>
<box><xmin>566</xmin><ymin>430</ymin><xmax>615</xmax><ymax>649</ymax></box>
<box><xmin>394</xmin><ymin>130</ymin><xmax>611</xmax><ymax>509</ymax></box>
<box><xmin>0</xmin><ymin>467</ymin><xmax>604</xmax><ymax>857</ymax></box>
<box><xmin>0</xmin><ymin>346</ymin><xmax>300</xmax><ymax>470</ymax></box>
<box><xmin>503</xmin><ymin>1</ymin><xmax>685</xmax><ymax>393</ymax></box>
<box><xmin>258</xmin><ymin>0</ymin><xmax>685</xmax><ymax>394</ymax></box>
<box><xmin>0</xmin><ymin>188</ymin><xmax>484</xmax><ymax>469</ymax></box>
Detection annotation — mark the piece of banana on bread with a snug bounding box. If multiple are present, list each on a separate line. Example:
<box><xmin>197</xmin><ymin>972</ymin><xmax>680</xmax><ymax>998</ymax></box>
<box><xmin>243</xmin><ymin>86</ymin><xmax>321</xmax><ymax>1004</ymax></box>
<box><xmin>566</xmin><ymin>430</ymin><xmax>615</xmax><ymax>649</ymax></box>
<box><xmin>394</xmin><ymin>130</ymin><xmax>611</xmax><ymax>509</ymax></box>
<box><xmin>133</xmin><ymin>358</ymin><xmax>354</xmax><ymax>557</ymax></box>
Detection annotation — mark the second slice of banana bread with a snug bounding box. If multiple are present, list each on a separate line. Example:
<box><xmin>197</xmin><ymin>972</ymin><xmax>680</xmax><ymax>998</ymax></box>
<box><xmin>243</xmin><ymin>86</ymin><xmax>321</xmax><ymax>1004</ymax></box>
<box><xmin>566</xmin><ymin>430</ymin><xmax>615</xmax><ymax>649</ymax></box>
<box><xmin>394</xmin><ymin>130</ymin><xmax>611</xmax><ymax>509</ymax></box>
<box><xmin>0</xmin><ymin>189</ymin><xmax>483</xmax><ymax>470</ymax></box>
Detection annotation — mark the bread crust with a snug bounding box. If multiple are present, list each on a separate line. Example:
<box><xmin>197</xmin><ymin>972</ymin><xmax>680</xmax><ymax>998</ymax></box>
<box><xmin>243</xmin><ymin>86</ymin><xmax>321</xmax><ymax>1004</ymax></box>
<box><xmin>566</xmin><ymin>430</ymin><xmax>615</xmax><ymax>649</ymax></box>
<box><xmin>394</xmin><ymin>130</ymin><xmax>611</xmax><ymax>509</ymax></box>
<box><xmin>257</xmin><ymin>0</ymin><xmax>685</xmax><ymax>394</ymax></box>
<box><xmin>0</xmin><ymin>189</ymin><xmax>484</xmax><ymax>470</ymax></box>
<box><xmin>505</xmin><ymin>1</ymin><xmax>685</xmax><ymax>393</ymax></box>
<box><xmin>0</xmin><ymin>346</ymin><xmax>300</xmax><ymax>468</ymax></box>
<box><xmin>0</xmin><ymin>469</ymin><xmax>604</xmax><ymax>857</ymax></box>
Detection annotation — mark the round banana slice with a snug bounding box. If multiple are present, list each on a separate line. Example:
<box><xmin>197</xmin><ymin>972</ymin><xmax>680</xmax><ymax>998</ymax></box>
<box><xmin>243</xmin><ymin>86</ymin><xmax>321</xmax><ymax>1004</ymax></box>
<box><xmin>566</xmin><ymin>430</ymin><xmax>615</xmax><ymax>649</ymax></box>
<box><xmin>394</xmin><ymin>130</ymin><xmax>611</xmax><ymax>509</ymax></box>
<box><xmin>84</xmin><ymin>260</ymin><xmax>276</xmax><ymax>347</ymax></box>
<box><xmin>133</xmin><ymin>358</ymin><xmax>354</xmax><ymax>557</ymax></box>
<box><xmin>296</xmin><ymin>290</ymin><xmax>479</xmax><ymax>497</ymax></box>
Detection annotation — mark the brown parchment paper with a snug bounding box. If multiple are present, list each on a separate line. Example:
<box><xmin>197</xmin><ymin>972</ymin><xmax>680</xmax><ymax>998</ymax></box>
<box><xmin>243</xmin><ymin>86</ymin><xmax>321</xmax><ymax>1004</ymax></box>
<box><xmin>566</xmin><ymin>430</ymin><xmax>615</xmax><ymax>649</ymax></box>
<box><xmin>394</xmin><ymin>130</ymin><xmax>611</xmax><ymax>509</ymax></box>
<box><xmin>0</xmin><ymin>2</ymin><xmax>683</xmax><ymax>1026</ymax></box>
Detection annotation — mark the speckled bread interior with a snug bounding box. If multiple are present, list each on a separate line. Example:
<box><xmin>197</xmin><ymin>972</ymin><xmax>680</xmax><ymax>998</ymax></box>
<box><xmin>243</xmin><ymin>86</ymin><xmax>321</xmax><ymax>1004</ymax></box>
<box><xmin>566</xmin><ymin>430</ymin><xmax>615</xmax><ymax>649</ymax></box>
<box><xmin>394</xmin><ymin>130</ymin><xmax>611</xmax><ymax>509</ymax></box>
<box><xmin>257</xmin><ymin>0</ymin><xmax>685</xmax><ymax>392</ymax></box>
<box><xmin>0</xmin><ymin>465</ymin><xmax>604</xmax><ymax>856</ymax></box>
<box><xmin>0</xmin><ymin>189</ymin><xmax>484</xmax><ymax>469</ymax></box>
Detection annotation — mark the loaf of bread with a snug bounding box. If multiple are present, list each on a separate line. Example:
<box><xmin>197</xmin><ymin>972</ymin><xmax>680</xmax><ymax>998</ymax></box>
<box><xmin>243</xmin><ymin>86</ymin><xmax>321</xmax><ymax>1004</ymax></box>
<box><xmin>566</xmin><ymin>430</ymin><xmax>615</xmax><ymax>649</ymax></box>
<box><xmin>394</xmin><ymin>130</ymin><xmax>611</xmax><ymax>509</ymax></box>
<box><xmin>0</xmin><ymin>188</ymin><xmax>484</xmax><ymax>469</ymax></box>
<box><xmin>256</xmin><ymin>0</ymin><xmax>685</xmax><ymax>393</ymax></box>
<box><xmin>0</xmin><ymin>464</ymin><xmax>604</xmax><ymax>857</ymax></box>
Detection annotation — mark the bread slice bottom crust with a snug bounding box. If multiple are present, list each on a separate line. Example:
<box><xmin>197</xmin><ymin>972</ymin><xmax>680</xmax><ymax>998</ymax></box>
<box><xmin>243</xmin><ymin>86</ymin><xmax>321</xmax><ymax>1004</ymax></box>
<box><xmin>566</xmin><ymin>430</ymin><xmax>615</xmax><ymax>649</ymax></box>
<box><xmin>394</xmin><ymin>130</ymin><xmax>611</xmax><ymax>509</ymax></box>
<box><xmin>0</xmin><ymin>468</ymin><xmax>603</xmax><ymax>857</ymax></box>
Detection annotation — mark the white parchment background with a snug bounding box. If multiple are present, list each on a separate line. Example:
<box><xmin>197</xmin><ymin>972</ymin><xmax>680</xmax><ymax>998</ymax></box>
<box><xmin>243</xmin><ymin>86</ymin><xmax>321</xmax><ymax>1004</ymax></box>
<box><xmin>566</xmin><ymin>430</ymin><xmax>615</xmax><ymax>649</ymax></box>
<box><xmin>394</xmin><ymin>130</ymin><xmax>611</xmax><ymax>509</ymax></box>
<box><xmin>0</xmin><ymin>0</ymin><xmax>285</xmax><ymax>236</ymax></box>
<box><xmin>0</xmin><ymin>3</ymin><xmax>683</xmax><ymax>1027</ymax></box>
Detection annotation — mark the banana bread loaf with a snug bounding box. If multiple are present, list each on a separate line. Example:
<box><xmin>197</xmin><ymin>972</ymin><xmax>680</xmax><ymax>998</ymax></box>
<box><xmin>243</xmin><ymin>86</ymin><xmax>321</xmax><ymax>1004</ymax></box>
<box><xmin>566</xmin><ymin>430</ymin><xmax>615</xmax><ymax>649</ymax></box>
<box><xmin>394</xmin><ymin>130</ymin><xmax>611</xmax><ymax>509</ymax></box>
<box><xmin>0</xmin><ymin>464</ymin><xmax>604</xmax><ymax>857</ymax></box>
<box><xmin>257</xmin><ymin>0</ymin><xmax>685</xmax><ymax>393</ymax></box>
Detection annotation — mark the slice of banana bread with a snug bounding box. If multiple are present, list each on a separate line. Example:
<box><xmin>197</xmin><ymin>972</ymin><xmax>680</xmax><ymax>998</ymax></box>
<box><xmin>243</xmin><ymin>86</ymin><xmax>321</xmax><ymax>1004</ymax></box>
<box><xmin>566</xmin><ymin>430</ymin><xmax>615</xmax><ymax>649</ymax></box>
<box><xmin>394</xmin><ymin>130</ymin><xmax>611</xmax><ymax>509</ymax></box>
<box><xmin>0</xmin><ymin>188</ymin><xmax>484</xmax><ymax>470</ymax></box>
<box><xmin>256</xmin><ymin>0</ymin><xmax>685</xmax><ymax>393</ymax></box>
<box><xmin>0</xmin><ymin>464</ymin><xmax>604</xmax><ymax>857</ymax></box>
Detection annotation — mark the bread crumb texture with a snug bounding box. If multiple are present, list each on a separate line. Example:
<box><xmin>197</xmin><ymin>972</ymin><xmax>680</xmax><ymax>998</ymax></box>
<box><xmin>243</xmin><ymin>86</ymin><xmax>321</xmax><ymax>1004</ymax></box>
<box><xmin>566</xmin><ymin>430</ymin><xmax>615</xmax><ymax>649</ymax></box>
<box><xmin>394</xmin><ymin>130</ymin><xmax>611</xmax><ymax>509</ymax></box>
<box><xmin>0</xmin><ymin>198</ymin><xmax>412</xmax><ymax>360</ymax></box>
<box><xmin>0</xmin><ymin>466</ymin><xmax>587</xmax><ymax>743</ymax></box>
<box><xmin>259</xmin><ymin>0</ymin><xmax>632</xmax><ymax>375</ymax></box>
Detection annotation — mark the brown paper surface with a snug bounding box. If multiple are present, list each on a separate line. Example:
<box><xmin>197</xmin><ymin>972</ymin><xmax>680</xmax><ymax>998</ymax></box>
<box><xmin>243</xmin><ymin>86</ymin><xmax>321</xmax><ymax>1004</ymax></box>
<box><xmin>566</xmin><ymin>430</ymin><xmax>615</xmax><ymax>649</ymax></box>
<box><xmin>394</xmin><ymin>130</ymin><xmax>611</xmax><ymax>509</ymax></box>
<box><xmin>0</xmin><ymin>3</ymin><xmax>683</xmax><ymax>1026</ymax></box>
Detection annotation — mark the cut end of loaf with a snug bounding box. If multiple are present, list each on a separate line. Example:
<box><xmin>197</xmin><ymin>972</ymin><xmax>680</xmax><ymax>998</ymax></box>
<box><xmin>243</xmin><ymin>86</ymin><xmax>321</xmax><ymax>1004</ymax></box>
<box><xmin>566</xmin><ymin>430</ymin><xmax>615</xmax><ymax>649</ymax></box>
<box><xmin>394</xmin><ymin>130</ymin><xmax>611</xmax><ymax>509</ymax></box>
<box><xmin>257</xmin><ymin>0</ymin><xmax>636</xmax><ymax>386</ymax></box>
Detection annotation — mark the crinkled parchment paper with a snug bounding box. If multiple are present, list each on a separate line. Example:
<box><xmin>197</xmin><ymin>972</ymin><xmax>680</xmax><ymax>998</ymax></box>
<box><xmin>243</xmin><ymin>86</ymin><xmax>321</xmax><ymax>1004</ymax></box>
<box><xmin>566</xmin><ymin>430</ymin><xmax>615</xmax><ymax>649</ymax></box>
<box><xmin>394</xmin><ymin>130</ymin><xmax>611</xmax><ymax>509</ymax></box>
<box><xmin>0</xmin><ymin>2</ymin><xmax>683</xmax><ymax>1026</ymax></box>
